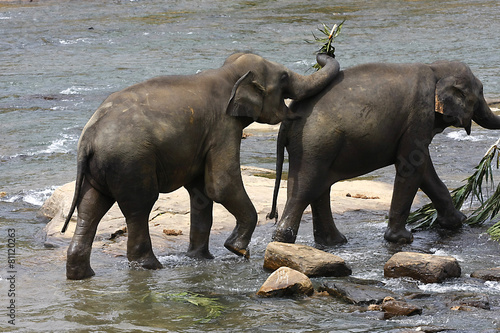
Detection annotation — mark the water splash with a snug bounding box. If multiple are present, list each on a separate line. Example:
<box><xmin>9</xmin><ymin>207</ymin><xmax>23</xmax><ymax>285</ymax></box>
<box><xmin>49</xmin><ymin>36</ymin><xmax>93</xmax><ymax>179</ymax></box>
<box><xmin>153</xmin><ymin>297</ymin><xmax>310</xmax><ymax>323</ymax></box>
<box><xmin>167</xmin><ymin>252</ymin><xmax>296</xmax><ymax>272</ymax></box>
<box><xmin>2</xmin><ymin>186</ymin><xmax>58</xmax><ymax>206</ymax></box>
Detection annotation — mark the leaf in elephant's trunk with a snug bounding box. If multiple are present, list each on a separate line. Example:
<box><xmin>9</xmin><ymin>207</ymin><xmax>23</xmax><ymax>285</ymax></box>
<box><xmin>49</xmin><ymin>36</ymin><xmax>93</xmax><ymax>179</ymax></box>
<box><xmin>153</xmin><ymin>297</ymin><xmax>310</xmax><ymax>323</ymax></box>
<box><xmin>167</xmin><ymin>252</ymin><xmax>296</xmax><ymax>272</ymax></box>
<box><xmin>308</xmin><ymin>19</ymin><xmax>345</xmax><ymax>71</ymax></box>
<box><xmin>407</xmin><ymin>137</ymin><xmax>500</xmax><ymax>241</ymax></box>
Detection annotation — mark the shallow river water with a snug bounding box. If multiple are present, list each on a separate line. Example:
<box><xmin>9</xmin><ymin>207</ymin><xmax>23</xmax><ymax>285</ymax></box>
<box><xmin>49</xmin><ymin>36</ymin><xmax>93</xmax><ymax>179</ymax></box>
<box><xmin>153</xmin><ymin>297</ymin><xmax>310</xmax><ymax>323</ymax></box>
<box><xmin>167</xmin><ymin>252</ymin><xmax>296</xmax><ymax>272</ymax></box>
<box><xmin>1</xmin><ymin>0</ymin><xmax>500</xmax><ymax>332</ymax></box>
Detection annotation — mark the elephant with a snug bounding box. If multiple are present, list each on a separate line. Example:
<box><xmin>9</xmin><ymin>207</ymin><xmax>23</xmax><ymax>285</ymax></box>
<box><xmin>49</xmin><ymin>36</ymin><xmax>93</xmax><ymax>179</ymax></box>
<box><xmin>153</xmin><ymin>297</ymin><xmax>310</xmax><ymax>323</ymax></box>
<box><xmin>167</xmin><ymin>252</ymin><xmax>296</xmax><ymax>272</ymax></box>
<box><xmin>61</xmin><ymin>52</ymin><xmax>340</xmax><ymax>280</ymax></box>
<box><xmin>268</xmin><ymin>60</ymin><xmax>500</xmax><ymax>246</ymax></box>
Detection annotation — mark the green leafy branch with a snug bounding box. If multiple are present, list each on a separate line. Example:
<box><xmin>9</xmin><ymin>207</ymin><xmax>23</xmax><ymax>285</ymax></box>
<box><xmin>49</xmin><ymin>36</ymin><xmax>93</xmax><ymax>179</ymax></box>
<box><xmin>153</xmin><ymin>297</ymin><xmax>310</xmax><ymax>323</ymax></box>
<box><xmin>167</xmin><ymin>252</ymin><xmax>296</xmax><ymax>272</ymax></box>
<box><xmin>407</xmin><ymin>138</ymin><xmax>500</xmax><ymax>240</ymax></box>
<box><xmin>309</xmin><ymin>20</ymin><xmax>345</xmax><ymax>70</ymax></box>
<box><xmin>142</xmin><ymin>291</ymin><xmax>225</xmax><ymax>323</ymax></box>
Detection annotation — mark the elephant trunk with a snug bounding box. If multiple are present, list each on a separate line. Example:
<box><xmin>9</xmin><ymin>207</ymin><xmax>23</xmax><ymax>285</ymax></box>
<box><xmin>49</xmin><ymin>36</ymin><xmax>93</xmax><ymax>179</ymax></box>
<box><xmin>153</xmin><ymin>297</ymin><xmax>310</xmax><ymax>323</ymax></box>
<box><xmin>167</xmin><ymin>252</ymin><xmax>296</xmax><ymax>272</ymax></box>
<box><xmin>287</xmin><ymin>54</ymin><xmax>340</xmax><ymax>100</ymax></box>
<box><xmin>473</xmin><ymin>99</ymin><xmax>500</xmax><ymax>129</ymax></box>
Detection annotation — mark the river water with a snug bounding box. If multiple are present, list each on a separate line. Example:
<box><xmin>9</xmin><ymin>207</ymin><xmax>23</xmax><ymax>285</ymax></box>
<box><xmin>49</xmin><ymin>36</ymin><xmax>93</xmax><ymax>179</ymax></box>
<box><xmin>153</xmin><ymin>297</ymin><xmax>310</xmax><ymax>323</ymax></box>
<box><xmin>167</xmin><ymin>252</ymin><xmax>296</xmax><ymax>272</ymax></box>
<box><xmin>1</xmin><ymin>0</ymin><xmax>500</xmax><ymax>332</ymax></box>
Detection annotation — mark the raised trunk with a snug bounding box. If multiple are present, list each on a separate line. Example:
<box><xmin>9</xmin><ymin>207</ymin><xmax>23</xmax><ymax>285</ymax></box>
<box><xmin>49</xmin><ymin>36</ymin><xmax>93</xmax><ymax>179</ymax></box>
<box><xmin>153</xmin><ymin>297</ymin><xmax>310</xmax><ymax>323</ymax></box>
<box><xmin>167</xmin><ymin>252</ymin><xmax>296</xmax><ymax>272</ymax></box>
<box><xmin>473</xmin><ymin>98</ymin><xmax>500</xmax><ymax>129</ymax></box>
<box><xmin>287</xmin><ymin>54</ymin><xmax>340</xmax><ymax>100</ymax></box>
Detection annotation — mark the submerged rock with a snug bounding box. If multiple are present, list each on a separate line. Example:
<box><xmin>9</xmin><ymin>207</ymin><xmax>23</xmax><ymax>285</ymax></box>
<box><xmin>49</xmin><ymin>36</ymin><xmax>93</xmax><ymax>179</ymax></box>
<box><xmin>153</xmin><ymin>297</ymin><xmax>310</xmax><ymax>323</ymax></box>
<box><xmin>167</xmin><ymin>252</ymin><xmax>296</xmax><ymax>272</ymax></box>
<box><xmin>319</xmin><ymin>281</ymin><xmax>396</xmax><ymax>305</ymax></box>
<box><xmin>380</xmin><ymin>297</ymin><xmax>422</xmax><ymax>319</ymax></box>
<box><xmin>384</xmin><ymin>251</ymin><xmax>461</xmax><ymax>283</ymax></box>
<box><xmin>257</xmin><ymin>266</ymin><xmax>314</xmax><ymax>297</ymax></box>
<box><xmin>263</xmin><ymin>242</ymin><xmax>351</xmax><ymax>277</ymax></box>
<box><xmin>471</xmin><ymin>267</ymin><xmax>500</xmax><ymax>282</ymax></box>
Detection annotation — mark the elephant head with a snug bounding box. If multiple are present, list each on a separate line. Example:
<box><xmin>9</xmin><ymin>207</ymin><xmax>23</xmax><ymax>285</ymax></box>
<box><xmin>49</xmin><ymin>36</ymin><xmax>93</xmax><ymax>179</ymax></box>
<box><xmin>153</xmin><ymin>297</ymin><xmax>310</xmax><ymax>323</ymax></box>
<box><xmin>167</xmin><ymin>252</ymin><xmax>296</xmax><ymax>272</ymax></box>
<box><xmin>225</xmin><ymin>53</ymin><xmax>340</xmax><ymax>125</ymax></box>
<box><xmin>432</xmin><ymin>61</ymin><xmax>500</xmax><ymax>134</ymax></box>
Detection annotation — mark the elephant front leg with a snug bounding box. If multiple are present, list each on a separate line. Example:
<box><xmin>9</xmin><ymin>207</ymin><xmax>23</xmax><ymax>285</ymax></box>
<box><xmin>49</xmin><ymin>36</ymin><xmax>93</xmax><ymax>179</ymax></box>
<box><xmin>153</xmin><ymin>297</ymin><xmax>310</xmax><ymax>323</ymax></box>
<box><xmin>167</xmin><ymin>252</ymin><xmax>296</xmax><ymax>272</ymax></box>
<box><xmin>185</xmin><ymin>180</ymin><xmax>215</xmax><ymax>259</ymax></box>
<box><xmin>221</xmin><ymin>190</ymin><xmax>257</xmax><ymax>259</ymax></box>
<box><xmin>385</xmin><ymin>146</ymin><xmax>428</xmax><ymax>243</ymax></box>
<box><xmin>206</xmin><ymin>173</ymin><xmax>257</xmax><ymax>259</ymax></box>
<box><xmin>419</xmin><ymin>159</ymin><xmax>465</xmax><ymax>229</ymax></box>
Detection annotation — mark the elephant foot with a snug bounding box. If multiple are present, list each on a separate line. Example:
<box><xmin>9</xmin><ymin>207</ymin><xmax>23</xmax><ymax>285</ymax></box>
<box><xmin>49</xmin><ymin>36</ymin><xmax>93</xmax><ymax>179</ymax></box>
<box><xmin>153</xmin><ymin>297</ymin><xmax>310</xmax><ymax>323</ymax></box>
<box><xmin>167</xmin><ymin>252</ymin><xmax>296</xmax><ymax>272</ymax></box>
<box><xmin>187</xmin><ymin>248</ymin><xmax>214</xmax><ymax>260</ymax></box>
<box><xmin>129</xmin><ymin>252</ymin><xmax>163</xmax><ymax>270</ymax></box>
<box><xmin>436</xmin><ymin>210</ymin><xmax>465</xmax><ymax>230</ymax></box>
<box><xmin>66</xmin><ymin>263</ymin><xmax>95</xmax><ymax>280</ymax></box>
<box><xmin>224</xmin><ymin>229</ymin><xmax>251</xmax><ymax>259</ymax></box>
<box><xmin>314</xmin><ymin>231</ymin><xmax>347</xmax><ymax>247</ymax></box>
<box><xmin>384</xmin><ymin>227</ymin><xmax>413</xmax><ymax>244</ymax></box>
<box><xmin>272</xmin><ymin>227</ymin><xmax>297</xmax><ymax>244</ymax></box>
<box><xmin>224</xmin><ymin>240</ymin><xmax>250</xmax><ymax>259</ymax></box>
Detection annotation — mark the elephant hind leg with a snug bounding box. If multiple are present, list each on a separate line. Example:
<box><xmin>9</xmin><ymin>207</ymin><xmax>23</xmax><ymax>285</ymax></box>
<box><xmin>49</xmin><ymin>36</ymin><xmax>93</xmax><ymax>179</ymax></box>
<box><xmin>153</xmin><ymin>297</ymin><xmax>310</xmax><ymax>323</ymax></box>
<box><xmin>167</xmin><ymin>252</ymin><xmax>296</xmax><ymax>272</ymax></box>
<box><xmin>120</xmin><ymin>204</ymin><xmax>163</xmax><ymax>270</ymax></box>
<box><xmin>311</xmin><ymin>188</ymin><xmax>347</xmax><ymax>246</ymax></box>
<box><xmin>185</xmin><ymin>178</ymin><xmax>214</xmax><ymax>259</ymax></box>
<box><xmin>116</xmin><ymin>190</ymin><xmax>162</xmax><ymax>270</ymax></box>
<box><xmin>66</xmin><ymin>180</ymin><xmax>115</xmax><ymax>280</ymax></box>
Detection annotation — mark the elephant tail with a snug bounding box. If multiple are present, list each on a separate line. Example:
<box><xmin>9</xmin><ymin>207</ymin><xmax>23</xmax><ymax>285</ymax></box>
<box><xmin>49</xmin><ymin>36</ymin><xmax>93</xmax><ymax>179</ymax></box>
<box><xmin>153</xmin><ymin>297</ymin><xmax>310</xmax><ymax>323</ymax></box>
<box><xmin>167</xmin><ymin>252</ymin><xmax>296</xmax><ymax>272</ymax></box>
<box><xmin>267</xmin><ymin>122</ymin><xmax>288</xmax><ymax>222</ymax></box>
<box><xmin>61</xmin><ymin>147</ymin><xmax>88</xmax><ymax>233</ymax></box>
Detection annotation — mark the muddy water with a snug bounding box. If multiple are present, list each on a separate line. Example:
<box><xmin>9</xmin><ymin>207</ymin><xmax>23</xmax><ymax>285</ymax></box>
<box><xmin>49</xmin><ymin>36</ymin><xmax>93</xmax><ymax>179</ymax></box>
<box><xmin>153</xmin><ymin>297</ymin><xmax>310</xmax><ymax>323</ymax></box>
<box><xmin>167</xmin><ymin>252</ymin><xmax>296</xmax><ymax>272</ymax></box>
<box><xmin>1</xmin><ymin>0</ymin><xmax>500</xmax><ymax>332</ymax></box>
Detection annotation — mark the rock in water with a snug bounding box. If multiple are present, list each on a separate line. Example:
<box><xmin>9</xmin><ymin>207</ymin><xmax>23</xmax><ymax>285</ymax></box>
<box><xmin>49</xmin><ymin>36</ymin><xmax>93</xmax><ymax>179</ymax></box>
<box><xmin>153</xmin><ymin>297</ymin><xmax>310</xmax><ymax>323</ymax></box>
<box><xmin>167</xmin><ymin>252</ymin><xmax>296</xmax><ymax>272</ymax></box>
<box><xmin>319</xmin><ymin>281</ymin><xmax>396</xmax><ymax>305</ymax></box>
<box><xmin>384</xmin><ymin>252</ymin><xmax>461</xmax><ymax>283</ymax></box>
<box><xmin>263</xmin><ymin>242</ymin><xmax>351</xmax><ymax>277</ymax></box>
<box><xmin>381</xmin><ymin>297</ymin><xmax>422</xmax><ymax>319</ymax></box>
<box><xmin>257</xmin><ymin>267</ymin><xmax>314</xmax><ymax>297</ymax></box>
<box><xmin>471</xmin><ymin>267</ymin><xmax>500</xmax><ymax>282</ymax></box>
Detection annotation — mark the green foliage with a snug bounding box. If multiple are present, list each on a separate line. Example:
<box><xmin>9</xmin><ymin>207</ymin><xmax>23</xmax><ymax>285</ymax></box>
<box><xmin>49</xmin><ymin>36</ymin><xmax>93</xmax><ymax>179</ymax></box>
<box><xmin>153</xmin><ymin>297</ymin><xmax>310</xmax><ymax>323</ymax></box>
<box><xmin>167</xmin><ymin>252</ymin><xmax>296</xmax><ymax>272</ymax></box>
<box><xmin>142</xmin><ymin>291</ymin><xmax>225</xmax><ymax>323</ymax></box>
<box><xmin>309</xmin><ymin>20</ymin><xmax>345</xmax><ymax>70</ymax></box>
<box><xmin>407</xmin><ymin>139</ymin><xmax>500</xmax><ymax>240</ymax></box>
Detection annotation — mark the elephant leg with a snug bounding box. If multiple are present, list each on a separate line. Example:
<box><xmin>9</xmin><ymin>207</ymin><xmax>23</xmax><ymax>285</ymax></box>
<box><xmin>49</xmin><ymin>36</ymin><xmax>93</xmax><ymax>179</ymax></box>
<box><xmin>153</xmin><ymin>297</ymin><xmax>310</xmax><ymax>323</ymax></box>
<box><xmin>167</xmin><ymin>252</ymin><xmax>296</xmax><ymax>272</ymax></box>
<box><xmin>118</xmin><ymin>195</ymin><xmax>162</xmax><ymax>270</ymax></box>
<box><xmin>419</xmin><ymin>157</ymin><xmax>465</xmax><ymax>229</ymax></box>
<box><xmin>273</xmin><ymin>164</ymin><xmax>334</xmax><ymax>244</ymax></box>
<box><xmin>66</xmin><ymin>180</ymin><xmax>115</xmax><ymax>280</ymax></box>
<box><xmin>220</xmin><ymin>189</ymin><xmax>257</xmax><ymax>259</ymax></box>
<box><xmin>185</xmin><ymin>179</ymin><xmax>214</xmax><ymax>259</ymax></box>
<box><xmin>385</xmin><ymin>140</ymin><xmax>428</xmax><ymax>243</ymax></box>
<box><xmin>273</xmin><ymin>197</ymin><xmax>310</xmax><ymax>244</ymax></box>
<box><xmin>311</xmin><ymin>188</ymin><xmax>347</xmax><ymax>246</ymax></box>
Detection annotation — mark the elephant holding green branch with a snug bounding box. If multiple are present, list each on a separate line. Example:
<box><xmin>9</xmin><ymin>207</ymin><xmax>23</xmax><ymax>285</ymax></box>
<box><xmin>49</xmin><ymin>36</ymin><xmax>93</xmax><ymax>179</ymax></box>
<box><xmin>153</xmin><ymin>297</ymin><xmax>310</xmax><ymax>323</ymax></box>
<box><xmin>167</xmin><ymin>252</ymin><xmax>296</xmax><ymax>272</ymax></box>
<box><xmin>269</xmin><ymin>60</ymin><xmax>500</xmax><ymax>245</ymax></box>
<box><xmin>61</xmin><ymin>53</ymin><xmax>340</xmax><ymax>280</ymax></box>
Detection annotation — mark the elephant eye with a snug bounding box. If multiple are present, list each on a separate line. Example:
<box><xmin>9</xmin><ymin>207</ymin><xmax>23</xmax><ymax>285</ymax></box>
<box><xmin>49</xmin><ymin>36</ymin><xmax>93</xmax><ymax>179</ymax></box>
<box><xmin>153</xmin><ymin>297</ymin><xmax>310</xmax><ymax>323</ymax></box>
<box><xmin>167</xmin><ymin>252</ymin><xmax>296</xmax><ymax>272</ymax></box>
<box><xmin>280</xmin><ymin>72</ymin><xmax>289</xmax><ymax>83</ymax></box>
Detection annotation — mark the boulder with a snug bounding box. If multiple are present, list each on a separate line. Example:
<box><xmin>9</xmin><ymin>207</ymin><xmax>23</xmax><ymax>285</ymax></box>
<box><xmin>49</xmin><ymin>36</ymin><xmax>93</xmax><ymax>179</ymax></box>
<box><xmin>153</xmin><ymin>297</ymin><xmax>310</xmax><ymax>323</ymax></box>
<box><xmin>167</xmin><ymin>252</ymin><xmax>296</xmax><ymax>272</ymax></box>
<box><xmin>384</xmin><ymin>252</ymin><xmax>461</xmax><ymax>283</ymax></box>
<box><xmin>263</xmin><ymin>242</ymin><xmax>351</xmax><ymax>277</ymax></box>
<box><xmin>319</xmin><ymin>281</ymin><xmax>396</xmax><ymax>305</ymax></box>
<box><xmin>380</xmin><ymin>297</ymin><xmax>422</xmax><ymax>319</ymax></box>
<box><xmin>257</xmin><ymin>266</ymin><xmax>314</xmax><ymax>297</ymax></box>
<box><xmin>471</xmin><ymin>267</ymin><xmax>500</xmax><ymax>282</ymax></box>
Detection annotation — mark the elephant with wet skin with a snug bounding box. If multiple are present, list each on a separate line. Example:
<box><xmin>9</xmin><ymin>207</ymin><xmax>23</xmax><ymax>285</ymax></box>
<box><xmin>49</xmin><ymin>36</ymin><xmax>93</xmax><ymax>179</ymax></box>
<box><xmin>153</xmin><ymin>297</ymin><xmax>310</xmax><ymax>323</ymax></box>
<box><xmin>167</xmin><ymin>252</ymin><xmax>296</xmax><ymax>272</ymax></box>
<box><xmin>269</xmin><ymin>60</ymin><xmax>500</xmax><ymax>245</ymax></box>
<box><xmin>61</xmin><ymin>52</ymin><xmax>340</xmax><ymax>280</ymax></box>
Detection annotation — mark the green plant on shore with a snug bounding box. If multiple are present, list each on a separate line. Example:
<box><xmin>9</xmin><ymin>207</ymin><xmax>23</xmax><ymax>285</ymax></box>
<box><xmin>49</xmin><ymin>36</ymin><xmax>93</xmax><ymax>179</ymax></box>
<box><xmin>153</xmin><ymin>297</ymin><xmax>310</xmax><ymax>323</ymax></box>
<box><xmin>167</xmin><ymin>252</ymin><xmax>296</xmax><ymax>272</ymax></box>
<box><xmin>407</xmin><ymin>138</ymin><xmax>500</xmax><ymax>240</ymax></box>
<box><xmin>310</xmin><ymin>19</ymin><xmax>345</xmax><ymax>70</ymax></box>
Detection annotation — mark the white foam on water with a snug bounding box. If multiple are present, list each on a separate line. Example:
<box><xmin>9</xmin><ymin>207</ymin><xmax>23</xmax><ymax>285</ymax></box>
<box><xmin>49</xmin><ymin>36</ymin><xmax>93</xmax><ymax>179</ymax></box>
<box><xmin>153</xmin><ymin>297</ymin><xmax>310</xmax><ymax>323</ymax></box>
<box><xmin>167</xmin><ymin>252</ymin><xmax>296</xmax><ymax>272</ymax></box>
<box><xmin>446</xmin><ymin>130</ymin><xmax>485</xmax><ymax>142</ymax></box>
<box><xmin>2</xmin><ymin>186</ymin><xmax>58</xmax><ymax>207</ymax></box>
<box><xmin>60</xmin><ymin>86</ymin><xmax>96</xmax><ymax>95</ymax></box>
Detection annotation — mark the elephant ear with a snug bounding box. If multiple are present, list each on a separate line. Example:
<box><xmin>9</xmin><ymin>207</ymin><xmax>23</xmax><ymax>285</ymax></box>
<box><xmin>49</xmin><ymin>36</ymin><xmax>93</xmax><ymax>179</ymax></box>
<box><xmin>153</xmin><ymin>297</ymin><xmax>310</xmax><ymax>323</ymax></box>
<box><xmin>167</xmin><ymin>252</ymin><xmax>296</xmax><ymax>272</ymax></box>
<box><xmin>435</xmin><ymin>76</ymin><xmax>471</xmax><ymax>134</ymax></box>
<box><xmin>226</xmin><ymin>71</ymin><xmax>265</xmax><ymax>120</ymax></box>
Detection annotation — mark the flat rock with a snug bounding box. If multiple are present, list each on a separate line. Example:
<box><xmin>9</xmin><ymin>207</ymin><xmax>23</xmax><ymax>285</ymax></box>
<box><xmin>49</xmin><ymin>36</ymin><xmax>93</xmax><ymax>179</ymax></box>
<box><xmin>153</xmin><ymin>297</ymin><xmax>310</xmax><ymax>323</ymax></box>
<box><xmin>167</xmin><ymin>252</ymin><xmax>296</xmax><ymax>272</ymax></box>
<box><xmin>263</xmin><ymin>242</ymin><xmax>352</xmax><ymax>277</ymax></box>
<box><xmin>384</xmin><ymin>252</ymin><xmax>461</xmax><ymax>283</ymax></box>
<box><xmin>471</xmin><ymin>267</ymin><xmax>500</xmax><ymax>282</ymax></box>
<box><xmin>319</xmin><ymin>281</ymin><xmax>396</xmax><ymax>305</ymax></box>
<box><xmin>257</xmin><ymin>266</ymin><xmax>314</xmax><ymax>297</ymax></box>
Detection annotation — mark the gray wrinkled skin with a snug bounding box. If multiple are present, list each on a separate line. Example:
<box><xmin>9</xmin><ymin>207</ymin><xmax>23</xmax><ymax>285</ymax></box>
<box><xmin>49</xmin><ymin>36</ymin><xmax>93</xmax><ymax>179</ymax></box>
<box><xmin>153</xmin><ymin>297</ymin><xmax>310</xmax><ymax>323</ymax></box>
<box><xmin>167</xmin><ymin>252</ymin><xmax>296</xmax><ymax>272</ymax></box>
<box><xmin>62</xmin><ymin>53</ymin><xmax>340</xmax><ymax>280</ymax></box>
<box><xmin>270</xmin><ymin>60</ymin><xmax>500</xmax><ymax>246</ymax></box>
